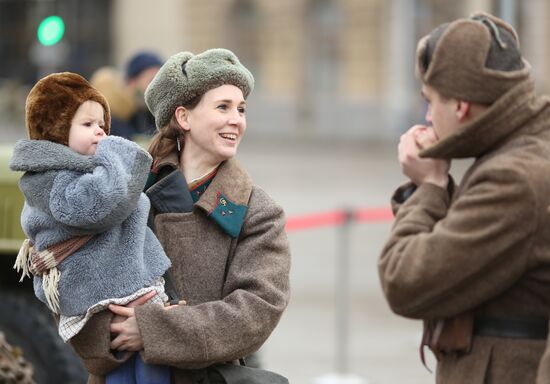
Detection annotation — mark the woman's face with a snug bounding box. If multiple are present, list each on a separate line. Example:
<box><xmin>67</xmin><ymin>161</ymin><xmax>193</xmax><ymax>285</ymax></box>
<box><xmin>183</xmin><ymin>84</ymin><xmax>247</xmax><ymax>164</ymax></box>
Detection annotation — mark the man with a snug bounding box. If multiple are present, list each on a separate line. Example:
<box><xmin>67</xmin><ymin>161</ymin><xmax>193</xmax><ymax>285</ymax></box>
<box><xmin>378</xmin><ymin>12</ymin><xmax>550</xmax><ymax>384</ymax></box>
<box><xmin>125</xmin><ymin>51</ymin><xmax>163</xmax><ymax>136</ymax></box>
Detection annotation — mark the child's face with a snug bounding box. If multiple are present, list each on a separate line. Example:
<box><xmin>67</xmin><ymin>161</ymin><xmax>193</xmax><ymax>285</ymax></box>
<box><xmin>68</xmin><ymin>100</ymin><xmax>107</xmax><ymax>155</ymax></box>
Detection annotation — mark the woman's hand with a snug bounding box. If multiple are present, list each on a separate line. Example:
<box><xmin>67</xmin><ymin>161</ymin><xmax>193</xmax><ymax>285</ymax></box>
<box><xmin>108</xmin><ymin>291</ymin><xmax>157</xmax><ymax>351</ymax></box>
<box><xmin>109</xmin><ymin>305</ymin><xmax>143</xmax><ymax>351</ymax></box>
<box><xmin>164</xmin><ymin>299</ymin><xmax>187</xmax><ymax>310</ymax></box>
<box><xmin>111</xmin><ymin>291</ymin><xmax>157</xmax><ymax>325</ymax></box>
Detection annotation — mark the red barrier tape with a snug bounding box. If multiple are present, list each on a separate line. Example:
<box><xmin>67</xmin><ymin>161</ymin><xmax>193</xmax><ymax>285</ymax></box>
<box><xmin>354</xmin><ymin>207</ymin><xmax>394</xmax><ymax>223</ymax></box>
<box><xmin>285</xmin><ymin>206</ymin><xmax>393</xmax><ymax>232</ymax></box>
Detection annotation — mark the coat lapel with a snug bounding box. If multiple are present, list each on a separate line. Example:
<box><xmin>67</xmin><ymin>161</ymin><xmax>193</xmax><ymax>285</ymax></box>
<box><xmin>195</xmin><ymin>159</ymin><xmax>252</xmax><ymax>238</ymax></box>
<box><xmin>420</xmin><ymin>79</ymin><xmax>550</xmax><ymax>159</ymax></box>
<box><xmin>151</xmin><ymin>153</ymin><xmax>253</xmax><ymax>238</ymax></box>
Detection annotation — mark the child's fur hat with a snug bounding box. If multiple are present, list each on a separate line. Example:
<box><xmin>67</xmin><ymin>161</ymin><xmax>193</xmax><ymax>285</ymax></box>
<box><xmin>26</xmin><ymin>72</ymin><xmax>111</xmax><ymax>145</ymax></box>
<box><xmin>416</xmin><ymin>11</ymin><xmax>530</xmax><ymax>104</ymax></box>
<box><xmin>145</xmin><ymin>48</ymin><xmax>254</xmax><ymax>130</ymax></box>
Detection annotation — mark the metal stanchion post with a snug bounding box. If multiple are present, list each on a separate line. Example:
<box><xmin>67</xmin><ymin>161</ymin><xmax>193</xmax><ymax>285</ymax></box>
<box><xmin>336</xmin><ymin>209</ymin><xmax>352</xmax><ymax>374</ymax></box>
<box><xmin>314</xmin><ymin>209</ymin><xmax>369</xmax><ymax>384</ymax></box>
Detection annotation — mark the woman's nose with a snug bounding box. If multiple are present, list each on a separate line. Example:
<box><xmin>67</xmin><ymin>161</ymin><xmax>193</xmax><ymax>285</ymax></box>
<box><xmin>228</xmin><ymin>109</ymin><xmax>244</xmax><ymax>126</ymax></box>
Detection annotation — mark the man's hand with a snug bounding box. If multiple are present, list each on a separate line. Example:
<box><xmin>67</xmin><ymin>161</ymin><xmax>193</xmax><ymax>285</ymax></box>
<box><xmin>414</xmin><ymin>126</ymin><xmax>438</xmax><ymax>150</ymax></box>
<box><xmin>398</xmin><ymin>125</ymin><xmax>450</xmax><ymax>188</ymax></box>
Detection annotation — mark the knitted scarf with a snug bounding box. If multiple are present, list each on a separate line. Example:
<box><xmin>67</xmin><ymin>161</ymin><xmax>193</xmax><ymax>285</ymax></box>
<box><xmin>14</xmin><ymin>235</ymin><xmax>92</xmax><ymax>313</ymax></box>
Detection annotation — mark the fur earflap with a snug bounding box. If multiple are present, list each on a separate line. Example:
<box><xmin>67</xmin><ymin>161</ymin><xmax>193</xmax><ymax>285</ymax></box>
<box><xmin>25</xmin><ymin>72</ymin><xmax>111</xmax><ymax>145</ymax></box>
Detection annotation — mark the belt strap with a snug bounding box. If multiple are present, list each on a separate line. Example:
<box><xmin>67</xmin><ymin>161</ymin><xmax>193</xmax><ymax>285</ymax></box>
<box><xmin>474</xmin><ymin>316</ymin><xmax>549</xmax><ymax>340</ymax></box>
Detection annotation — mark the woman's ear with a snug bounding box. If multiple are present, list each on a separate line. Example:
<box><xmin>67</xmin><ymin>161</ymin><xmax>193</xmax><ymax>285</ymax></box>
<box><xmin>175</xmin><ymin>106</ymin><xmax>190</xmax><ymax>131</ymax></box>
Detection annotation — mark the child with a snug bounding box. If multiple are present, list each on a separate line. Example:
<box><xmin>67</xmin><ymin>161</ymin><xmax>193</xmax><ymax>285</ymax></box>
<box><xmin>9</xmin><ymin>72</ymin><xmax>172</xmax><ymax>383</ymax></box>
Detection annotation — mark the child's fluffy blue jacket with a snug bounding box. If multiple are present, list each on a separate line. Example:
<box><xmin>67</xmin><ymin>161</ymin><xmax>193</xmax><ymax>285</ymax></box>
<box><xmin>10</xmin><ymin>136</ymin><xmax>171</xmax><ymax>316</ymax></box>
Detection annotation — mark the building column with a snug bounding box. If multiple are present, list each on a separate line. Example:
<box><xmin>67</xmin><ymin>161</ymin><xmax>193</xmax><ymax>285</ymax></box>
<box><xmin>340</xmin><ymin>0</ymin><xmax>385</xmax><ymax>101</ymax></box>
<box><xmin>112</xmin><ymin>0</ymin><xmax>186</xmax><ymax>66</ymax></box>
<box><xmin>463</xmin><ymin>0</ymin><xmax>493</xmax><ymax>15</ymax></box>
<box><xmin>381</xmin><ymin>0</ymin><xmax>416</xmax><ymax>135</ymax></box>
<box><xmin>257</xmin><ymin>0</ymin><xmax>304</xmax><ymax>100</ymax></box>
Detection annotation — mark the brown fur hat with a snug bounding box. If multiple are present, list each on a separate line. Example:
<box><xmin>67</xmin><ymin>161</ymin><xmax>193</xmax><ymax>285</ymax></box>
<box><xmin>415</xmin><ymin>11</ymin><xmax>531</xmax><ymax>104</ymax></box>
<box><xmin>25</xmin><ymin>72</ymin><xmax>111</xmax><ymax>145</ymax></box>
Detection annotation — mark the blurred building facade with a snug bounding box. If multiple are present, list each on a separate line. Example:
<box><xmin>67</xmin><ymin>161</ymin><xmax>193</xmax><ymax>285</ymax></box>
<box><xmin>1</xmin><ymin>0</ymin><xmax>550</xmax><ymax>141</ymax></box>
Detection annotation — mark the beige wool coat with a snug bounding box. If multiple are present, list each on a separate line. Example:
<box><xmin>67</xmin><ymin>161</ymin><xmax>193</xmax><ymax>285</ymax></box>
<box><xmin>379</xmin><ymin>79</ymin><xmax>550</xmax><ymax>384</ymax></box>
<box><xmin>68</xmin><ymin>157</ymin><xmax>291</xmax><ymax>384</ymax></box>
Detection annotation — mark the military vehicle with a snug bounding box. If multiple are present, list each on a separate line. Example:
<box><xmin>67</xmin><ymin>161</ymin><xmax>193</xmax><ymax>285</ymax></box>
<box><xmin>0</xmin><ymin>143</ymin><xmax>87</xmax><ymax>383</ymax></box>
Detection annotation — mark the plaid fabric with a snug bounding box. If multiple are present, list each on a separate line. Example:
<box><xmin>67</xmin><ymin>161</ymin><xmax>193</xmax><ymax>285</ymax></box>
<box><xmin>58</xmin><ymin>278</ymin><xmax>167</xmax><ymax>342</ymax></box>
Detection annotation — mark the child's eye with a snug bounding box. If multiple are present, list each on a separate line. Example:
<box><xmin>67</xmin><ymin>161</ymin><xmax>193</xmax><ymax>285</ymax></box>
<box><xmin>238</xmin><ymin>107</ymin><xmax>246</xmax><ymax>114</ymax></box>
<box><xmin>84</xmin><ymin>122</ymin><xmax>92</xmax><ymax>127</ymax></box>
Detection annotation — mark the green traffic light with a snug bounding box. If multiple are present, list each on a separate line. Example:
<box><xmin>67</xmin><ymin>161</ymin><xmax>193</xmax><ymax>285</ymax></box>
<box><xmin>37</xmin><ymin>16</ymin><xmax>65</xmax><ymax>46</ymax></box>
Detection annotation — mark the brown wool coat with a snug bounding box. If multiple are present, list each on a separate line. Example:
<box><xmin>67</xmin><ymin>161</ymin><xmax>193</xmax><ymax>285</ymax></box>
<box><xmin>538</xmin><ymin>338</ymin><xmax>550</xmax><ymax>383</ymax></box>
<box><xmin>68</xmin><ymin>157</ymin><xmax>291</xmax><ymax>384</ymax></box>
<box><xmin>379</xmin><ymin>79</ymin><xmax>550</xmax><ymax>384</ymax></box>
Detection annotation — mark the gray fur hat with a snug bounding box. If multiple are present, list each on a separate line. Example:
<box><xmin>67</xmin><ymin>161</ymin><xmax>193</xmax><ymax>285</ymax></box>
<box><xmin>145</xmin><ymin>48</ymin><xmax>254</xmax><ymax>129</ymax></box>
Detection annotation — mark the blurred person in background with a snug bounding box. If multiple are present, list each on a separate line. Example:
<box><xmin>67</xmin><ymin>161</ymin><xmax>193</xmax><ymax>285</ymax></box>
<box><xmin>0</xmin><ymin>331</ymin><xmax>33</xmax><ymax>383</ymax></box>
<box><xmin>90</xmin><ymin>67</ymin><xmax>137</xmax><ymax>139</ymax></box>
<box><xmin>378</xmin><ymin>11</ymin><xmax>550</xmax><ymax>384</ymax></box>
<box><xmin>125</xmin><ymin>51</ymin><xmax>163</xmax><ymax>137</ymax></box>
<box><xmin>68</xmin><ymin>48</ymin><xmax>291</xmax><ymax>384</ymax></box>
<box><xmin>89</xmin><ymin>52</ymin><xmax>162</xmax><ymax>140</ymax></box>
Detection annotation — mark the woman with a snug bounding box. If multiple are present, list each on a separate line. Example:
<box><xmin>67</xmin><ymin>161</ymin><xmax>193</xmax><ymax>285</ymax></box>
<box><xmin>69</xmin><ymin>49</ymin><xmax>291</xmax><ymax>383</ymax></box>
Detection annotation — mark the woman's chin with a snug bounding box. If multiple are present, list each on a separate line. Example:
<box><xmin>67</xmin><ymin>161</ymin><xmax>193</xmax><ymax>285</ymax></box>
<box><xmin>216</xmin><ymin>147</ymin><xmax>238</xmax><ymax>160</ymax></box>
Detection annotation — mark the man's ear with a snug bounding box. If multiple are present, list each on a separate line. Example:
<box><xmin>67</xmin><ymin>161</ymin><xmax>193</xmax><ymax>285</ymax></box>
<box><xmin>456</xmin><ymin>100</ymin><xmax>471</xmax><ymax>122</ymax></box>
<box><xmin>175</xmin><ymin>106</ymin><xmax>190</xmax><ymax>131</ymax></box>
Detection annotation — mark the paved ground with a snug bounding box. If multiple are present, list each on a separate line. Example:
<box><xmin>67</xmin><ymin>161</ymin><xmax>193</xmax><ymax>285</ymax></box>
<box><xmin>235</xmin><ymin>138</ymin><xmax>471</xmax><ymax>384</ymax></box>
<box><xmin>1</xmin><ymin>123</ymin><xmax>472</xmax><ymax>383</ymax></box>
